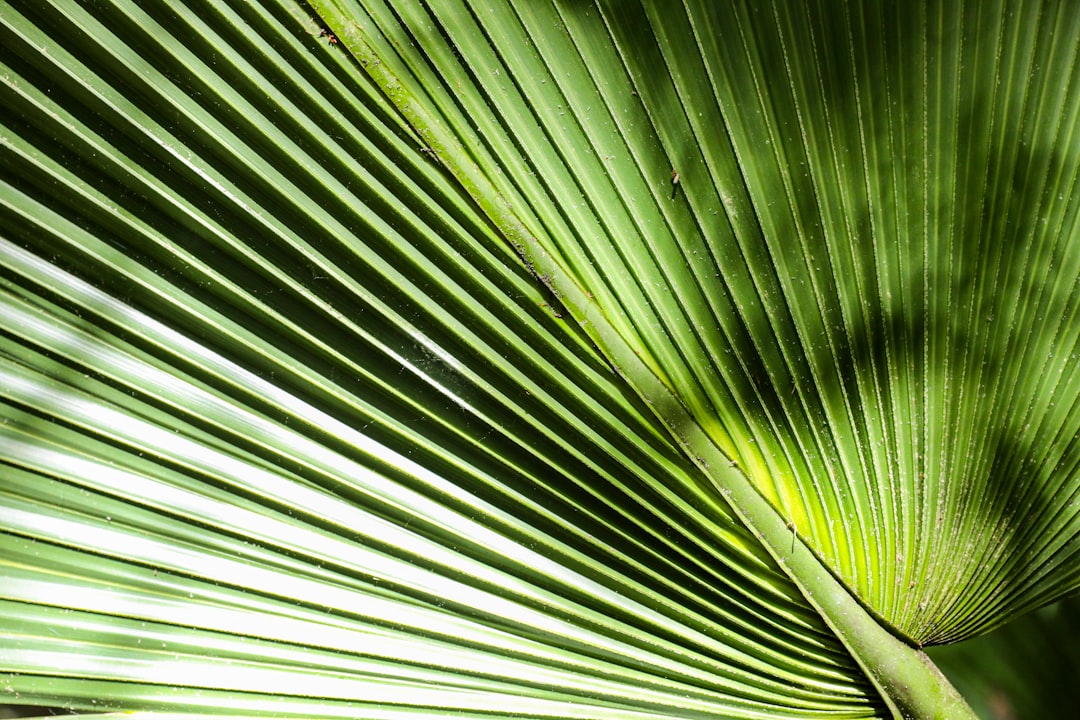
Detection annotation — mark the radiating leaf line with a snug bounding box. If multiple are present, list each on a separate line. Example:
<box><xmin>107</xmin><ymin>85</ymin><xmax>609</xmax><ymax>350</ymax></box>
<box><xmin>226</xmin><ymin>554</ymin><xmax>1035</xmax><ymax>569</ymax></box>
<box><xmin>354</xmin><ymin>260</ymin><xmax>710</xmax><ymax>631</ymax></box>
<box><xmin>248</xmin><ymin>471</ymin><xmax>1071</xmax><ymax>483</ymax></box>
<box><xmin>6</xmin><ymin>0</ymin><xmax>1080</xmax><ymax>717</ymax></box>
<box><xmin>1</xmin><ymin>238</ymin><xmax>857</xmax><ymax>691</ymax></box>
<box><xmin>1</xmin><ymin>1</ymin><xmax>896</xmax><ymax>716</ymax></box>
<box><xmin>315</xmin><ymin>2</ymin><xmax>989</xmax><ymax>716</ymax></box>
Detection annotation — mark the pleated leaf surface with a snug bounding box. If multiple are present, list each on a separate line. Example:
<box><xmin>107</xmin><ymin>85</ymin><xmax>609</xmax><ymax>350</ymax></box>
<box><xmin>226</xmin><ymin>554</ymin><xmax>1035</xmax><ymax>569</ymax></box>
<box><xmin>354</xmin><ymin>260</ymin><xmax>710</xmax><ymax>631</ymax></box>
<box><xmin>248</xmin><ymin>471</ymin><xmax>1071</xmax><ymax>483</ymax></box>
<box><xmin>1</xmin><ymin>0</ymin><xmax>1079</xmax><ymax>718</ymax></box>
<box><xmin>316</xmin><ymin>0</ymin><xmax>1080</xmax><ymax>644</ymax></box>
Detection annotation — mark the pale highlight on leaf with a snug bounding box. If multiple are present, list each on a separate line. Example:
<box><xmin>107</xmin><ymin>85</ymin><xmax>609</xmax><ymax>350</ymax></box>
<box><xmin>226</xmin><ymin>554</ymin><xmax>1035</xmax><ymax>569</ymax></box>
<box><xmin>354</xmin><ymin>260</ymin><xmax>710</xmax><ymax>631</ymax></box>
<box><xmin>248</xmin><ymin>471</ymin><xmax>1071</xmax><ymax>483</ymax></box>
<box><xmin>0</xmin><ymin>0</ymin><xmax>886</xmax><ymax>717</ymax></box>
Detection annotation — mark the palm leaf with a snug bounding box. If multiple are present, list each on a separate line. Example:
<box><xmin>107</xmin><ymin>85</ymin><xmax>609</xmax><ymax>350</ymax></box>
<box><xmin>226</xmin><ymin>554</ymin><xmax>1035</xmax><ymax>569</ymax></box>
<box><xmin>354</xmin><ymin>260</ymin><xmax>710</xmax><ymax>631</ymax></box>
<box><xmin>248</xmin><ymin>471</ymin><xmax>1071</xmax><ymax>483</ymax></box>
<box><xmin>1</xmin><ymin>0</ymin><xmax>1079</xmax><ymax>717</ymax></box>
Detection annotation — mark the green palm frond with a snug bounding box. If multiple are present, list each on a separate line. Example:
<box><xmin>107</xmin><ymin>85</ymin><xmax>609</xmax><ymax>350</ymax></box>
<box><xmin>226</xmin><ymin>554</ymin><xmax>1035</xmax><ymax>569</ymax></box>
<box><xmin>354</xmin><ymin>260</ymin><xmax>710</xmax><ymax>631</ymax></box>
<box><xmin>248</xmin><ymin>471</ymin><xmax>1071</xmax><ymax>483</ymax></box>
<box><xmin>2</xmin><ymin>1</ymin><xmax>1080</xmax><ymax>718</ymax></box>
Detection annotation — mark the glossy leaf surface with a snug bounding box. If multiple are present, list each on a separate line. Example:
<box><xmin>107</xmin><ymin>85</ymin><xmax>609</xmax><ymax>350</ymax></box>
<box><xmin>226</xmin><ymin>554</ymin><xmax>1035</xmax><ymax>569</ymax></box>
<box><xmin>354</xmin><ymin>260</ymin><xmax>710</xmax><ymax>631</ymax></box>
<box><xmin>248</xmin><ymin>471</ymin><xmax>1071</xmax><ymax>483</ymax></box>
<box><xmin>2</xmin><ymin>0</ymin><xmax>1079</xmax><ymax>717</ymax></box>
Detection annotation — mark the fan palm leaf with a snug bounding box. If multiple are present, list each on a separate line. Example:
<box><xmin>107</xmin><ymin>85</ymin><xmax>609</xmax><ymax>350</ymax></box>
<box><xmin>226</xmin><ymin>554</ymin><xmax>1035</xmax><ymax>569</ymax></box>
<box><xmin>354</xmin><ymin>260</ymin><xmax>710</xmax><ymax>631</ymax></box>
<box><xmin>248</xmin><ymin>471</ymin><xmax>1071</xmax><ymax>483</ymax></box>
<box><xmin>2</xmin><ymin>0</ymin><xmax>1080</xmax><ymax>717</ymax></box>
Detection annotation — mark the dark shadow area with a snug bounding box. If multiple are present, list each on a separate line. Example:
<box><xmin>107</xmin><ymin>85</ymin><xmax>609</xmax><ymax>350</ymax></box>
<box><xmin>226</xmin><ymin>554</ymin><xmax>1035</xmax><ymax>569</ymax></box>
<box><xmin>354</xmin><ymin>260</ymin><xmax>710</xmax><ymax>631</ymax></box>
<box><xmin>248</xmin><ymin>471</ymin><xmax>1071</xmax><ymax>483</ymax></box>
<box><xmin>929</xmin><ymin>593</ymin><xmax>1080</xmax><ymax>719</ymax></box>
<box><xmin>0</xmin><ymin>708</ymin><xmax>78</xmax><ymax>718</ymax></box>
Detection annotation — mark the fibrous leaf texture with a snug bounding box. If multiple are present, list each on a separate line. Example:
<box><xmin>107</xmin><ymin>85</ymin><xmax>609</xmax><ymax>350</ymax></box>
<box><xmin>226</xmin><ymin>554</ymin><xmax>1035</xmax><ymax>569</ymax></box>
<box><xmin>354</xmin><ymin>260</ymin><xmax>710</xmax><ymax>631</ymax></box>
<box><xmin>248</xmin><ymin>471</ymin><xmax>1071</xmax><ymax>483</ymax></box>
<box><xmin>1</xmin><ymin>1</ymin><xmax>1079</xmax><ymax>718</ymax></box>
